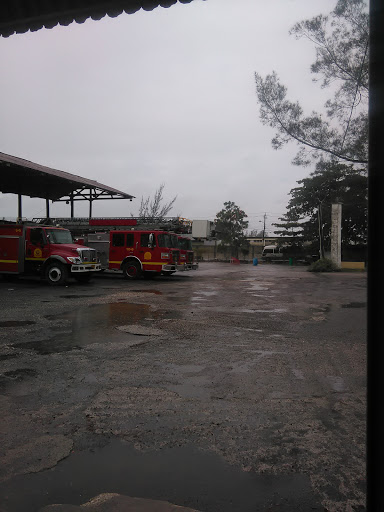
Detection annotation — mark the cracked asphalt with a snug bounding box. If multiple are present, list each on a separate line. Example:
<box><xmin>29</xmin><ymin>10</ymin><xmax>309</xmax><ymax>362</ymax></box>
<box><xmin>0</xmin><ymin>263</ymin><xmax>366</xmax><ymax>512</ymax></box>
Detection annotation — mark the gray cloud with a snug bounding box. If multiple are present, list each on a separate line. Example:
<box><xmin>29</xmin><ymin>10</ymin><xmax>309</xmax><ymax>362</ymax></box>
<box><xmin>0</xmin><ymin>0</ymin><xmax>336</xmax><ymax>231</ymax></box>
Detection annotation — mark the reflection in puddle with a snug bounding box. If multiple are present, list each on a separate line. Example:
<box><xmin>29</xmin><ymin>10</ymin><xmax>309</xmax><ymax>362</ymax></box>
<box><xmin>46</xmin><ymin>302</ymin><xmax>152</xmax><ymax>326</ymax></box>
<box><xmin>0</xmin><ymin>439</ymin><xmax>320</xmax><ymax>512</ymax></box>
<box><xmin>14</xmin><ymin>303</ymin><xmax>156</xmax><ymax>355</ymax></box>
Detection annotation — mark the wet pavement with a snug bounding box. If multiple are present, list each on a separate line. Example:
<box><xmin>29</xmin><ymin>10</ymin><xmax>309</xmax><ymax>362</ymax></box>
<box><xmin>0</xmin><ymin>263</ymin><xmax>366</xmax><ymax>511</ymax></box>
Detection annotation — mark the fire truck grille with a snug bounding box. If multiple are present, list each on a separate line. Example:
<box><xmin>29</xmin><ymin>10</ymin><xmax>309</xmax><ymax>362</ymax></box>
<box><xmin>172</xmin><ymin>250</ymin><xmax>180</xmax><ymax>264</ymax></box>
<box><xmin>79</xmin><ymin>249</ymin><xmax>97</xmax><ymax>263</ymax></box>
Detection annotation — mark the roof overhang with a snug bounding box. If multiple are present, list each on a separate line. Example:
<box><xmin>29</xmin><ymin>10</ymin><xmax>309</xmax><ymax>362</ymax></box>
<box><xmin>0</xmin><ymin>0</ymin><xmax>199</xmax><ymax>38</ymax></box>
<box><xmin>0</xmin><ymin>152</ymin><xmax>134</xmax><ymax>202</ymax></box>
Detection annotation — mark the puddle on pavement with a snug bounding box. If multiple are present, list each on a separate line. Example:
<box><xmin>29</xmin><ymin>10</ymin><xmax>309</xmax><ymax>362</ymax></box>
<box><xmin>237</xmin><ymin>308</ymin><xmax>287</xmax><ymax>314</ymax></box>
<box><xmin>165</xmin><ymin>376</ymin><xmax>211</xmax><ymax>399</ymax></box>
<box><xmin>292</xmin><ymin>368</ymin><xmax>305</xmax><ymax>380</ymax></box>
<box><xmin>156</xmin><ymin>309</ymin><xmax>182</xmax><ymax>320</ymax></box>
<box><xmin>45</xmin><ymin>302</ymin><xmax>152</xmax><ymax>325</ymax></box>
<box><xmin>13</xmin><ymin>338</ymin><xmax>83</xmax><ymax>355</ymax></box>
<box><xmin>14</xmin><ymin>303</ymin><xmax>159</xmax><ymax>355</ymax></box>
<box><xmin>0</xmin><ymin>353</ymin><xmax>19</xmax><ymax>361</ymax></box>
<box><xmin>0</xmin><ymin>439</ymin><xmax>322</xmax><ymax>512</ymax></box>
<box><xmin>166</xmin><ymin>296</ymin><xmax>185</xmax><ymax>302</ymax></box>
<box><xmin>0</xmin><ymin>368</ymin><xmax>37</xmax><ymax>391</ymax></box>
<box><xmin>129</xmin><ymin>289</ymin><xmax>163</xmax><ymax>295</ymax></box>
<box><xmin>341</xmin><ymin>302</ymin><xmax>366</xmax><ymax>308</ymax></box>
<box><xmin>0</xmin><ymin>320</ymin><xmax>36</xmax><ymax>327</ymax></box>
<box><xmin>162</xmin><ymin>363</ymin><xmax>210</xmax><ymax>399</ymax></box>
<box><xmin>326</xmin><ymin>375</ymin><xmax>348</xmax><ymax>393</ymax></box>
<box><xmin>59</xmin><ymin>295</ymin><xmax>97</xmax><ymax>299</ymax></box>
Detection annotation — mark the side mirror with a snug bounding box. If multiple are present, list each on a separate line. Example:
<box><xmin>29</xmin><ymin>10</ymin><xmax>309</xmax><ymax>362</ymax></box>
<box><xmin>148</xmin><ymin>233</ymin><xmax>154</xmax><ymax>248</ymax></box>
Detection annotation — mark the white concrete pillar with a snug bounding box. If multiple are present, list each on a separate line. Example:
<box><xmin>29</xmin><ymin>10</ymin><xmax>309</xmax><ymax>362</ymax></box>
<box><xmin>331</xmin><ymin>203</ymin><xmax>342</xmax><ymax>268</ymax></box>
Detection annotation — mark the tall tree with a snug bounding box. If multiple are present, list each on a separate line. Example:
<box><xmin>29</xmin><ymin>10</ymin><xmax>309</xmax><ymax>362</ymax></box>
<box><xmin>215</xmin><ymin>201</ymin><xmax>249</xmax><ymax>258</ymax></box>
<box><xmin>273</xmin><ymin>211</ymin><xmax>305</xmax><ymax>240</ymax></box>
<box><xmin>283</xmin><ymin>161</ymin><xmax>367</xmax><ymax>255</ymax></box>
<box><xmin>254</xmin><ymin>0</ymin><xmax>369</xmax><ymax>167</ymax></box>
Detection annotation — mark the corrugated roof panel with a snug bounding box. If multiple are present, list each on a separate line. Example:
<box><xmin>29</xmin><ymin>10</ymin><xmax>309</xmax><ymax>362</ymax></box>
<box><xmin>0</xmin><ymin>152</ymin><xmax>135</xmax><ymax>201</ymax></box>
<box><xmin>0</xmin><ymin>0</ymin><xmax>198</xmax><ymax>37</ymax></box>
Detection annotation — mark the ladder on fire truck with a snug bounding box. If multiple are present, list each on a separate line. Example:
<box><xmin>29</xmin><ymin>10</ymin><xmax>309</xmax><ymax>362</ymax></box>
<box><xmin>32</xmin><ymin>217</ymin><xmax>193</xmax><ymax>236</ymax></box>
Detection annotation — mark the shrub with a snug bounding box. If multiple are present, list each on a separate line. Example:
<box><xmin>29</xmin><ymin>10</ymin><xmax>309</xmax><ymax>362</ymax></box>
<box><xmin>308</xmin><ymin>258</ymin><xmax>341</xmax><ymax>272</ymax></box>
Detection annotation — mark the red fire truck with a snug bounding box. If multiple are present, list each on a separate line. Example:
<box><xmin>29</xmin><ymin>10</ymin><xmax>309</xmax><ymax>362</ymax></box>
<box><xmin>178</xmin><ymin>235</ymin><xmax>198</xmax><ymax>271</ymax></box>
<box><xmin>83</xmin><ymin>229</ymin><xmax>182</xmax><ymax>279</ymax></box>
<box><xmin>0</xmin><ymin>223</ymin><xmax>101</xmax><ymax>285</ymax></box>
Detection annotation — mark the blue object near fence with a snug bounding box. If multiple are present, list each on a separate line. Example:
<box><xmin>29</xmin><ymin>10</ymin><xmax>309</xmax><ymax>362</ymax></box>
<box><xmin>253</xmin><ymin>258</ymin><xmax>258</xmax><ymax>266</ymax></box>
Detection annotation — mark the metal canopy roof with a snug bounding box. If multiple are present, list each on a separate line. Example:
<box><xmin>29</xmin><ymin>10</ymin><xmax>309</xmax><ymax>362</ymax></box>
<box><xmin>0</xmin><ymin>152</ymin><xmax>134</xmax><ymax>203</ymax></box>
<box><xmin>0</xmin><ymin>0</ymin><xmax>198</xmax><ymax>38</ymax></box>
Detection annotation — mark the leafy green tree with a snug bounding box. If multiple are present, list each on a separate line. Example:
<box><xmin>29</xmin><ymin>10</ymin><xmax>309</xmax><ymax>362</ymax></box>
<box><xmin>254</xmin><ymin>0</ymin><xmax>368</xmax><ymax>167</ymax></box>
<box><xmin>283</xmin><ymin>161</ymin><xmax>367</xmax><ymax>256</ymax></box>
<box><xmin>215</xmin><ymin>201</ymin><xmax>249</xmax><ymax>258</ymax></box>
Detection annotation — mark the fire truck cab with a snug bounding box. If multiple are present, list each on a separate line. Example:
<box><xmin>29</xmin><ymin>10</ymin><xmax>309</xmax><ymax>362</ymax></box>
<box><xmin>178</xmin><ymin>235</ymin><xmax>198</xmax><ymax>270</ymax></box>
<box><xmin>84</xmin><ymin>230</ymin><xmax>181</xmax><ymax>279</ymax></box>
<box><xmin>0</xmin><ymin>223</ymin><xmax>101</xmax><ymax>285</ymax></box>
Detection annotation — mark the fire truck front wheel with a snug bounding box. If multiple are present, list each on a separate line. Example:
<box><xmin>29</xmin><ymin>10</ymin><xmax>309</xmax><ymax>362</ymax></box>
<box><xmin>45</xmin><ymin>261</ymin><xmax>68</xmax><ymax>286</ymax></box>
<box><xmin>122</xmin><ymin>261</ymin><xmax>142</xmax><ymax>280</ymax></box>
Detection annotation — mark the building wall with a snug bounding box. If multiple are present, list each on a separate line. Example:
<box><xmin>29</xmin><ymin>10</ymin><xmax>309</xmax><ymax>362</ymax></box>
<box><xmin>192</xmin><ymin>240</ymin><xmax>264</xmax><ymax>261</ymax></box>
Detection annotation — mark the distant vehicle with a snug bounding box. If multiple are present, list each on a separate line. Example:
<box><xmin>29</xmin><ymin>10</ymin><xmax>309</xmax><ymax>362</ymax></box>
<box><xmin>261</xmin><ymin>245</ymin><xmax>284</xmax><ymax>261</ymax></box>
<box><xmin>0</xmin><ymin>223</ymin><xmax>101</xmax><ymax>285</ymax></box>
<box><xmin>262</xmin><ymin>244</ymin><xmax>317</xmax><ymax>264</ymax></box>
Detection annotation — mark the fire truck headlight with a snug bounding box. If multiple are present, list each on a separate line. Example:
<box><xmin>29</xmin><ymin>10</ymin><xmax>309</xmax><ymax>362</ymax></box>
<box><xmin>67</xmin><ymin>256</ymin><xmax>82</xmax><ymax>264</ymax></box>
<box><xmin>161</xmin><ymin>253</ymin><xmax>170</xmax><ymax>259</ymax></box>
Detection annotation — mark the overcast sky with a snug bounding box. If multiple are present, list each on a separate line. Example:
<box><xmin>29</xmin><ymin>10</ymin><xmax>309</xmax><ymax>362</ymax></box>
<box><xmin>0</xmin><ymin>0</ymin><xmax>337</xmax><ymax>233</ymax></box>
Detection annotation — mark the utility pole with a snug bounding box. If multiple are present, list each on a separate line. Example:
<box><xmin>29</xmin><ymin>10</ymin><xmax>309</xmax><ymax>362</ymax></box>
<box><xmin>318</xmin><ymin>203</ymin><xmax>325</xmax><ymax>259</ymax></box>
<box><xmin>262</xmin><ymin>213</ymin><xmax>266</xmax><ymax>246</ymax></box>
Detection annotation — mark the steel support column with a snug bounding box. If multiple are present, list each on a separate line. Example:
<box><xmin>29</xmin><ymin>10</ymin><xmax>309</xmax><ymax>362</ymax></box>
<box><xmin>17</xmin><ymin>194</ymin><xmax>22</xmax><ymax>222</ymax></box>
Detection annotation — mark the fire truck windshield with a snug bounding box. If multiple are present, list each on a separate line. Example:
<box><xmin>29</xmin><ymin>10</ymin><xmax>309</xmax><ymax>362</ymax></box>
<box><xmin>179</xmin><ymin>238</ymin><xmax>192</xmax><ymax>250</ymax></box>
<box><xmin>169</xmin><ymin>234</ymin><xmax>179</xmax><ymax>248</ymax></box>
<box><xmin>45</xmin><ymin>229</ymin><xmax>73</xmax><ymax>244</ymax></box>
<box><xmin>157</xmin><ymin>233</ymin><xmax>172</xmax><ymax>248</ymax></box>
